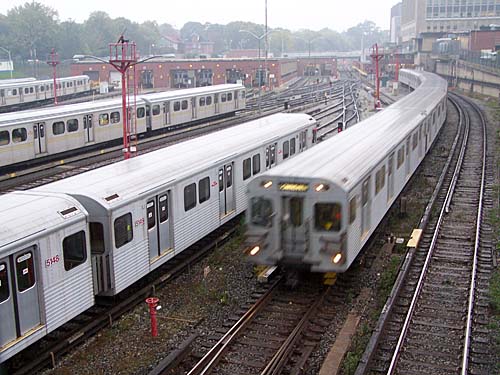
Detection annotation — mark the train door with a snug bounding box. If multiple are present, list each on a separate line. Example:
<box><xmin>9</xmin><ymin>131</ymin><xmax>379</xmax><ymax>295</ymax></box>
<box><xmin>424</xmin><ymin>121</ymin><xmax>429</xmax><ymax>152</ymax></box>
<box><xmin>418</xmin><ymin>124</ymin><xmax>423</xmax><ymax>158</ymax></box>
<box><xmin>35</xmin><ymin>86</ymin><xmax>40</xmax><ymax>100</ymax></box>
<box><xmin>214</xmin><ymin>94</ymin><xmax>219</xmax><ymax>114</ymax></box>
<box><xmin>19</xmin><ymin>87</ymin><xmax>24</xmax><ymax>103</ymax></box>
<box><xmin>147</xmin><ymin>192</ymin><xmax>173</xmax><ymax>262</ymax></box>
<box><xmin>387</xmin><ymin>153</ymin><xmax>394</xmax><ymax>202</ymax></box>
<box><xmin>191</xmin><ymin>97</ymin><xmax>197</xmax><ymax>119</ymax></box>
<box><xmin>33</xmin><ymin>123</ymin><xmax>47</xmax><ymax>155</ymax></box>
<box><xmin>0</xmin><ymin>89</ymin><xmax>5</xmax><ymax>105</ymax></box>
<box><xmin>146</xmin><ymin>105</ymin><xmax>152</xmax><ymax>131</ymax></box>
<box><xmin>218</xmin><ymin>162</ymin><xmax>235</xmax><ymax>218</ymax></box>
<box><xmin>265</xmin><ymin>143</ymin><xmax>277</xmax><ymax>170</ymax></box>
<box><xmin>299</xmin><ymin>130</ymin><xmax>308</xmax><ymax>152</ymax></box>
<box><xmin>163</xmin><ymin>102</ymin><xmax>170</xmax><ymax>125</ymax></box>
<box><xmin>83</xmin><ymin>115</ymin><xmax>94</xmax><ymax>143</ymax></box>
<box><xmin>280</xmin><ymin>196</ymin><xmax>307</xmax><ymax>256</ymax></box>
<box><xmin>405</xmin><ymin>137</ymin><xmax>411</xmax><ymax>176</ymax></box>
<box><xmin>234</xmin><ymin>90</ymin><xmax>239</xmax><ymax>109</ymax></box>
<box><xmin>0</xmin><ymin>247</ymin><xmax>41</xmax><ymax>348</ymax></box>
<box><xmin>361</xmin><ymin>177</ymin><xmax>371</xmax><ymax>238</ymax></box>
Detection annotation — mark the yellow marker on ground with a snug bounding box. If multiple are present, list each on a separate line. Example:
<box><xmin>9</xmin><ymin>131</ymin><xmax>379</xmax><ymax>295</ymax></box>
<box><xmin>407</xmin><ymin>229</ymin><xmax>423</xmax><ymax>248</ymax></box>
<box><xmin>323</xmin><ymin>272</ymin><xmax>337</xmax><ymax>285</ymax></box>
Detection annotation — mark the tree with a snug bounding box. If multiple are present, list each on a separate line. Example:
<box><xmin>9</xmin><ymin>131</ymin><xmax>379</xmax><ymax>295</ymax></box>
<box><xmin>7</xmin><ymin>1</ymin><xmax>59</xmax><ymax>60</ymax></box>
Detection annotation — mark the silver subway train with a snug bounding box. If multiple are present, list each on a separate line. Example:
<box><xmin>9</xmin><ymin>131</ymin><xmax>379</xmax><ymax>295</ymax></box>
<box><xmin>245</xmin><ymin>69</ymin><xmax>448</xmax><ymax>273</ymax></box>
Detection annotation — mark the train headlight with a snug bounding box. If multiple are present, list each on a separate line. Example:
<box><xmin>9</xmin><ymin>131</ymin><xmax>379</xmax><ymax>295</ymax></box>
<box><xmin>332</xmin><ymin>253</ymin><xmax>342</xmax><ymax>264</ymax></box>
<box><xmin>263</xmin><ymin>181</ymin><xmax>273</xmax><ymax>189</ymax></box>
<box><xmin>314</xmin><ymin>183</ymin><xmax>329</xmax><ymax>192</ymax></box>
<box><xmin>249</xmin><ymin>245</ymin><xmax>261</xmax><ymax>256</ymax></box>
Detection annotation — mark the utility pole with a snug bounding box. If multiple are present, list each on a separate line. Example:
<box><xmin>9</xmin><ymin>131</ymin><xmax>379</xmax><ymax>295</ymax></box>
<box><xmin>109</xmin><ymin>36</ymin><xmax>138</xmax><ymax>160</ymax></box>
<box><xmin>47</xmin><ymin>48</ymin><xmax>60</xmax><ymax>105</ymax></box>
<box><xmin>370</xmin><ymin>43</ymin><xmax>383</xmax><ymax>109</ymax></box>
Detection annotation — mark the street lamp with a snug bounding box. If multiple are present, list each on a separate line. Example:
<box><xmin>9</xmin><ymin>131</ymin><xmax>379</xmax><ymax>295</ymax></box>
<box><xmin>0</xmin><ymin>46</ymin><xmax>13</xmax><ymax>79</ymax></box>
<box><xmin>239</xmin><ymin>29</ymin><xmax>273</xmax><ymax>113</ymax></box>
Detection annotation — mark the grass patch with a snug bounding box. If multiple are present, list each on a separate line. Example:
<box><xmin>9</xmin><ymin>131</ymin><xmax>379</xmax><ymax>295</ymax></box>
<box><xmin>490</xmin><ymin>270</ymin><xmax>500</xmax><ymax>373</ymax></box>
<box><xmin>341</xmin><ymin>323</ymin><xmax>371</xmax><ymax>375</ymax></box>
<box><xmin>378</xmin><ymin>255</ymin><xmax>403</xmax><ymax>308</ymax></box>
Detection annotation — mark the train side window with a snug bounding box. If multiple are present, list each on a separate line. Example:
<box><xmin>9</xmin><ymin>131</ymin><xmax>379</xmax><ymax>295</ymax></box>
<box><xmin>30</xmin><ymin>87</ymin><xmax>34</xmax><ymax>93</ymax></box>
<box><xmin>349</xmin><ymin>197</ymin><xmax>357</xmax><ymax>224</ymax></box>
<box><xmin>173</xmin><ymin>101</ymin><xmax>180</xmax><ymax>111</ymax></box>
<box><xmin>199</xmin><ymin>97</ymin><xmax>205</xmax><ymax>106</ymax></box>
<box><xmin>0</xmin><ymin>131</ymin><xmax>10</xmax><ymax>146</ymax></box>
<box><xmin>12</xmin><ymin>128</ymin><xmax>27</xmax><ymax>143</ymax></box>
<box><xmin>90</xmin><ymin>222</ymin><xmax>105</xmax><ymax>254</ymax></box>
<box><xmin>153</xmin><ymin>105</ymin><xmax>160</xmax><ymax>115</ymax></box>
<box><xmin>99</xmin><ymin>114</ymin><xmax>109</xmax><ymax>126</ymax></box>
<box><xmin>314</xmin><ymin>203</ymin><xmax>341</xmax><ymax>232</ymax></box>
<box><xmin>12</xmin><ymin>89</ymin><xmax>17</xmax><ymax>96</ymax></box>
<box><xmin>63</xmin><ymin>231</ymin><xmax>87</xmax><ymax>271</ymax></box>
<box><xmin>432</xmin><ymin>111</ymin><xmax>436</xmax><ymax>124</ymax></box>
<box><xmin>159</xmin><ymin>195</ymin><xmax>168</xmax><ymax>222</ymax></box>
<box><xmin>283</xmin><ymin>140</ymin><xmax>290</xmax><ymax>159</ymax></box>
<box><xmin>397</xmin><ymin>146</ymin><xmax>405</xmax><ymax>168</ymax></box>
<box><xmin>199</xmin><ymin>177</ymin><xmax>210</xmax><ymax>203</ymax></box>
<box><xmin>206</xmin><ymin>96</ymin><xmax>212</xmax><ymax>105</ymax></box>
<box><xmin>251</xmin><ymin>197</ymin><xmax>273</xmax><ymax>227</ymax></box>
<box><xmin>110</xmin><ymin>112</ymin><xmax>120</xmax><ymax>124</ymax></box>
<box><xmin>137</xmin><ymin>107</ymin><xmax>145</xmax><ymax>118</ymax></box>
<box><xmin>221</xmin><ymin>93</ymin><xmax>227</xmax><ymax>102</ymax></box>
<box><xmin>227</xmin><ymin>93</ymin><xmax>232</xmax><ymax>101</ymax></box>
<box><xmin>226</xmin><ymin>165</ymin><xmax>233</xmax><ymax>188</ymax></box>
<box><xmin>53</xmin><ymin>121</ymin><xmax>65</xmax><ymax>135</ymax></box>
<box><xmin>290</xmin><ymin>138</ymin><xmax>296</xmax><ymax>155</ymax></box>
<box><xmin>184</xmin><ymin>183</ymin><xmax>197</xmax><ymax>211</ymax></box>
<box><xmin>67</xmin><ymin>119</ymin><xmax>79</xmax><ymax>132</ymax></box>
<box><xmin>114</xmin><ymin>213</ymin><xmax>133</xmax><ymax>248</ymax></box>
<box><xmin>24</xmin><ymin>88</ymin><xmax>29</xmax><ymax>94</ymax></box>
<box><xmin>147</xmin><ymin>200</ymin><xmax>156</xmax><ymax>229</ymax></box>
<box><xmin>375</xmin><ymin>165</ymin><xmax>386</xmax><ymax>194</ymax></box>
<box><xmin>15</xmin><ymin>250</ymin><xmax>35</xmax><ymax>292</ymax></box>
<box><xmin>412</xmin><ymin>132</ymin><xmax>418</xmax><ymax>149</ymax></box>
<box><xmin>252</xmin><ymin>154</ymin><xmax>260</xmax><ymax>175</ymax></box>
<box><xmin>240</xmin><ymin>90</ymin><xmax>245</xmax><ymax>99</ymax></box>
<box><xmin>243</xmin><ymin>158</ymin><xmax>251</xmax><ymax>180</ymax></box>
<box><xmin>40</xmin><ymin>86</ymin><xmax>44</xmax><ymax>92</ymax></box>
<box><xmin>181</xmin><ymin>100</ymin><xmax>188</xmax><ymax>110</ymax></box>
<box><xmin>0</xmin><ymin>263</ymin><xmax>8</xmax><ymax>303</ymax></box>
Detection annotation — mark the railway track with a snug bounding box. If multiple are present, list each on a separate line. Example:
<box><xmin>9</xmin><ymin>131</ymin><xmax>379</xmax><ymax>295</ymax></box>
<box><xmin>356</xmin><ymin>92</ymin><xmax>495</xmax><ymax>375</ymax></box>
<box><xmin>1</xmin><ymin>79</ymin><xmax>359</xmax><ymax>194</ymax></box>
<box><xmin>150</xmin><ymin>274</ymin><xmax>359</xmax><ymax>375</ymax></box>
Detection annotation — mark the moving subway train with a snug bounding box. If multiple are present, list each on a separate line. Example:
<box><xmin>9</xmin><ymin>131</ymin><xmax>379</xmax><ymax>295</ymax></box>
<box><xmin>0</xmin><ymin>112</ymin><xmax>317</xmax><ymax>363</ymax></box>
<box><xmin>0</xmin><ymin>83</ymin><xmax>245</xmax><ymax>171</ymax></box>
<box><xmin>245</xmin><ymin>69</ymin><xmax>448</xmax><ymax>273</ymax></box>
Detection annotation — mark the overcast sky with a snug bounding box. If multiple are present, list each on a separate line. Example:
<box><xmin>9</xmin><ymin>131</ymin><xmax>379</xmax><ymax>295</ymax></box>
<box><xmin>0</xmin><ymin>0</ymin><xmax>397</xmax><ymax>31</ymax></box>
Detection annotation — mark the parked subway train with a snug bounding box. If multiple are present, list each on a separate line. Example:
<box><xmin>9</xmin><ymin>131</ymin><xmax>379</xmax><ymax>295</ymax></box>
<box><xmin>0</xmin><ymin>75</ymin><xmax>91</xmax><ymax>112</ymax></box>
<box><xmin>245</xmin><ymin>69</ymin><xmax>448</xmax><ymax>273</ymax></box>
<box><xmin>0</xmin><ymin>112</ymin><xmax>318</xmax><ymax>363</ymax></box>
<box><xmin>0</xmin><ymin>83</ymin><xmax>245</xmax><ymax>172</ymax></box>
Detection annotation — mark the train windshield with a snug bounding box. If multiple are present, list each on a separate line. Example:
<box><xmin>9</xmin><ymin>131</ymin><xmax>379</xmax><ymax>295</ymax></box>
<box><xmin>251</xmin><ymin>197</ymin><xmax>273</xmax><ymax>227</ymax></box>
<box><xmin>314</xmin><ymin>203</ymin><xmax>341</xmax><ymax>232</ymax></box>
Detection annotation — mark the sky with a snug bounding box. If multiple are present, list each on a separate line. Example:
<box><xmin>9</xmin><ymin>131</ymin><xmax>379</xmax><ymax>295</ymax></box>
<box><xmin>0</xmin><ymin>0</ymin><xmax>398</xmax><ymax>32</ymax></box>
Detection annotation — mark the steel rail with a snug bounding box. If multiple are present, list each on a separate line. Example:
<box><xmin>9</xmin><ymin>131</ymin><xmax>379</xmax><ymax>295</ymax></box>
<box><xmin>387</xmin><ymin>94</ymin><xmax>471</xmax><ymax>374</ymax></box>
<box><xmin>460</xmin><ymin>97</ymin><xmax>487</xmax><ymax>375</ymax></box>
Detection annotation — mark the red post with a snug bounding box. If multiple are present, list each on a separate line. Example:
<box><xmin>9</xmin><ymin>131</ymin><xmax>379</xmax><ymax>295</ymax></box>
<box><xmin>146</xmin><ymin>297</ymin><xmax>159</xmax><ymax>337</ymax></box>
<box><xmin>395</xmin><ymin>50</ymin><xmax>400</xmax><ymax>81</ymax></box>
<box><xmin>47</xmin><ymin>48</ymin><xmax>59</xmax><ymax>105</ymax></box>
<box><xmin>370</xmin><ymin>43</ymin><xmax>383</xmax><ymax>110</ymax></box>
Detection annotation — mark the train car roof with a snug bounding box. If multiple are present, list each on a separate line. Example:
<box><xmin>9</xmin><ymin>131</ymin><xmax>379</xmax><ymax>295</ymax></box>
<box><xmin>0</xmin><ymin>75</ymin><xmax>90</xmax><ymax>89</ymax></box>
<box><xmin>0</xmin><ymin>83</ymin><xmax>245</xmax><ymax>126</ymax></box>
<box><xmin>142</xmin><ymin>84</ymin><xmax>245</xmax><ymax>103</ymax></box>
<box><xmin>253</xmin><ymin>70</ymin><xmax>448</xmax><ymax>192</ymax></box>
<box><xmin>0</xmin><ymin>191</ymin><xmax>87</xmax><ymax>254</ymax></box>
<box><xmin>35</xmin><ymin>113</ymin><xmax>316</xmax><ymax>208</ymax></box>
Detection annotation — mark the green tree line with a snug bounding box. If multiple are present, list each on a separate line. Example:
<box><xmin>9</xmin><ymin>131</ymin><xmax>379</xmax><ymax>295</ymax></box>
<box><xmin>0</xmin><ymin>1</ymin><xmax>388</xmax><ymax>62</ymax></box>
